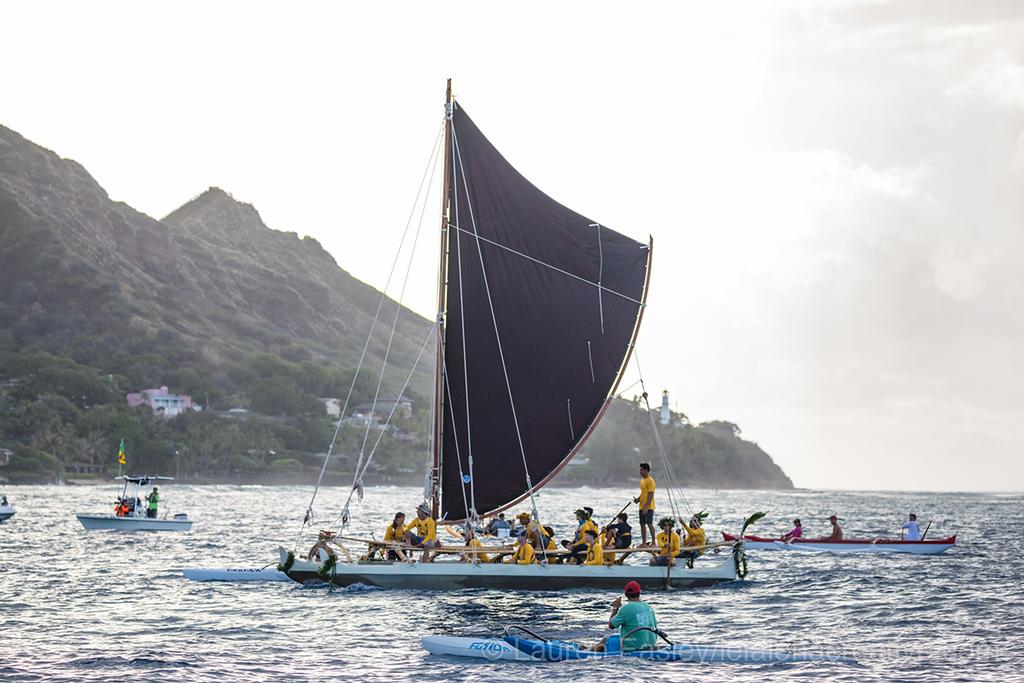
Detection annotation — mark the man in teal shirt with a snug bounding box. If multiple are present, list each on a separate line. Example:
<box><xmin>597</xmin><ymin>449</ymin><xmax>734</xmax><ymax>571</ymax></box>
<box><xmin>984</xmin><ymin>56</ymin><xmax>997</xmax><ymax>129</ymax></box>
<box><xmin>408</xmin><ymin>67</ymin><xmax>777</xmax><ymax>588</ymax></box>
<box><xmin>595</xmin><ymin>580</ymin><xmax>658</xmax><ymax>652</ymax></box>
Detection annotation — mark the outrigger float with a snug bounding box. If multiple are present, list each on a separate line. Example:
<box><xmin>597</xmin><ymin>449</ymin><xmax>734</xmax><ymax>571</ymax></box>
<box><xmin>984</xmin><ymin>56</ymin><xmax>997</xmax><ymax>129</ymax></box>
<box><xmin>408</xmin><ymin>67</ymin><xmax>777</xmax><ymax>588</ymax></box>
<box><xmin>722</xmin><ymin>532</ymin><xmax>957</xmax><ymax>554</ymax></box>
<box><xmin>76</xmin><ymin>476</ymin><xmax>192</xmax><ymax>531</ymax></box>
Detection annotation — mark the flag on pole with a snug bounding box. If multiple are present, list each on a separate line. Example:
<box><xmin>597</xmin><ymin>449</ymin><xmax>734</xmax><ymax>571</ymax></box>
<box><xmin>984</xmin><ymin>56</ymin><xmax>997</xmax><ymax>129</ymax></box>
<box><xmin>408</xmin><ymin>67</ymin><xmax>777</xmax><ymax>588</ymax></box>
<box><xmin>117</xmin><ymin>438</ymin><xmax>126</xmax><ymax>465</ymax></box>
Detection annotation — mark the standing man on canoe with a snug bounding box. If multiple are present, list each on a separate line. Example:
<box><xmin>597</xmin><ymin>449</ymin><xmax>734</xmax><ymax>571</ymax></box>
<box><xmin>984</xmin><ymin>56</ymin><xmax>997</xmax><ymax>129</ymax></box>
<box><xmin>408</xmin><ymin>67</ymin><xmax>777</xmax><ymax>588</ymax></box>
<box><xmin>634</xmin><ymin>463</ymin><xmax>656</xmax><ymax>547</ymax></box>
<box><xmin>592</xmin><ymin>581</ymin><xmax>658</xmax><ymax>652</ymax></box>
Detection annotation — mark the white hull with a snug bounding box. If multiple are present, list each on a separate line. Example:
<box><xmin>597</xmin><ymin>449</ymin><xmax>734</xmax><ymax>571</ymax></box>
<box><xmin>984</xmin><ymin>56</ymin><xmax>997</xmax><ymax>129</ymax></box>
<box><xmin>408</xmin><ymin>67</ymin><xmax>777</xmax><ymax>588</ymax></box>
<box><xmin>280</xmin><ymin>547</ymin><xmax>739</xmax><ymax>590</ymax></box>
<box><xmin>76</xmin><ymin>513</ymin><xmax>193</xmax><ymax>531</ymax></box>
<box><xmin>767</xmin><ymin>540</ymin><xmax>954</xmax><ymax>555</ymax></box>
<box><xmin>421</xmin><ymin>636</ymin><xmax>539</xmax><ymax>661</ymax></box>
<box><xmin>183</xmin><ymin>567</ymin><xmax>288</xmax><ymax>582</ymax></box>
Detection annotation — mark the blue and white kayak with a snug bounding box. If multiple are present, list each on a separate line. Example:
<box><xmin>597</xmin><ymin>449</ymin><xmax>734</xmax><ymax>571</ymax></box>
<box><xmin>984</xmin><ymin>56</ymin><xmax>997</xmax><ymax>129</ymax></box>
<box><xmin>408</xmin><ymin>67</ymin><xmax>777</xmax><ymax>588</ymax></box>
<box><xmin>182</xmin><ymin>567</ymin><xmax>289</xmax><ymax>582</ymax></box>
<box><xmin>421</xmin><ymin>636</ymin><xmax>539</xmax><ymax>661</ymax></box>
<box><xmin>505</xmin><ymin>636</ymin><xmax>858</xmax><ymax>664</ymax></box>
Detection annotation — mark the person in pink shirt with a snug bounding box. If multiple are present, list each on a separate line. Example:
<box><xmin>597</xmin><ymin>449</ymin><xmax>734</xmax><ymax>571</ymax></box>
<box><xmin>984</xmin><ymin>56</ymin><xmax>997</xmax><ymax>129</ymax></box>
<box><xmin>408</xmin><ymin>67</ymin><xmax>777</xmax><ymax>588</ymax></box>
<box><xmin>781</xmin><ymin>518</ymin><xmax>803</xmax><ymax>541</ymax></box>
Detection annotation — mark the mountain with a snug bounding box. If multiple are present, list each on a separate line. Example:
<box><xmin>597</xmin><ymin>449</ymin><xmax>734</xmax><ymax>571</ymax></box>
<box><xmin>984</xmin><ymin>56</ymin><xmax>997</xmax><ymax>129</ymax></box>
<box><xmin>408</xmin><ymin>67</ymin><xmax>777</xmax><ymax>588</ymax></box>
<box><xmin>0</xmin><ymin>124</ymin><xmax>431</xmax><ymax>384</ymax></box>
<box><xmin>0</xmin><ymin>123</ymin><xmax>793</xmax><ymax>490</ymax></box>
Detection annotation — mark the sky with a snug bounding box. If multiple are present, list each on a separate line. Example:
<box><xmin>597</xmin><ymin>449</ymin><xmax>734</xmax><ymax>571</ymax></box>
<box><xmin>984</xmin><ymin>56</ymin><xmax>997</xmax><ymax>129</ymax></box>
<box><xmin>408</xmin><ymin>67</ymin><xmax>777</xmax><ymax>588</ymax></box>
<box><xmin>3</xmin><ymin>1</ymin><xmax>1022</xmax><ymax>491</ymax></box>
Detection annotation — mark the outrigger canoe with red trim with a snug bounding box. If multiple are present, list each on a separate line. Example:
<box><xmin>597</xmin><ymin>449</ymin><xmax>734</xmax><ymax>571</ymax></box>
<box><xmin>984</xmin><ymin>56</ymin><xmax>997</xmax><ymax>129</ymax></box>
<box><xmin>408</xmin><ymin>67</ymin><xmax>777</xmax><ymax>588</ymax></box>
<box><xmin>722</xmin><ymin>533</ymin><xmax>956</xmax><ymax>554</ymax></box>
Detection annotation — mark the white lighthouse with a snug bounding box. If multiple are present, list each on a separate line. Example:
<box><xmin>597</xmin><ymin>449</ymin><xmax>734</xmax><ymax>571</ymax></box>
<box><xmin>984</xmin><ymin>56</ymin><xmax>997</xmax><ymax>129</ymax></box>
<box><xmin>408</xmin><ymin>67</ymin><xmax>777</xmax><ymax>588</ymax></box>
<box><xmin>660</xmin><ymin>389</ymin><xmax>670</xmax><ymax>425</ymax></box>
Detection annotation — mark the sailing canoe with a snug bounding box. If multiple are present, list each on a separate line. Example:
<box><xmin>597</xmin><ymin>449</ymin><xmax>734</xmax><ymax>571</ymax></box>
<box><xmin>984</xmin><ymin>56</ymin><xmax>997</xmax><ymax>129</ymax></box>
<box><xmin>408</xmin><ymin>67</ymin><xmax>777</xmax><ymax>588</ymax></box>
<box><xmin>279</xmin><ymin>546</ymin><xmax>738</xmax><ymax>590</ymax></box>
<box><xmin>722</xmin><ymin>532</ymin><xmax>956</xmax><ymax>555</ymax></box>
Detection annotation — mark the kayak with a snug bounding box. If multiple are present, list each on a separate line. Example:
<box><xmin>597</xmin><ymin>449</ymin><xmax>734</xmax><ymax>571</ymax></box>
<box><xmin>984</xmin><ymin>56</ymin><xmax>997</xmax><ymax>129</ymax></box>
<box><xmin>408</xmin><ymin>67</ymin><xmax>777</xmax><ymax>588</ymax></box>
<box><xmin>722</xmin><ymin>532</ymin><xmax>956</xmax><ymax>554</ymax></box>
<box><xmin>505</xmin><ymin>636</ymin><xmax>858</xmax><ymax>664</ymax></box>
<box><xmin>182</xmin><ymin>567</ymin><xmax>289</xmax><ymax>582</ymax></box>
<box><xmin>421</xmin><ymin>636</ymin><xmax>539</xmax><ymax>661</ymax></box>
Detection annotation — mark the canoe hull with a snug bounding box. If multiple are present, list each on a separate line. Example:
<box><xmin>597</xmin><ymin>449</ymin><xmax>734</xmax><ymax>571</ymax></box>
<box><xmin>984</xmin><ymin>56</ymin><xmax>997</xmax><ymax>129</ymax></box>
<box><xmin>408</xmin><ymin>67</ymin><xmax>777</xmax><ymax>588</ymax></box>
<box><xmin>281</xmin><ymin>547</ymin><xmax>739</xmax><ymax>590</ymax></box>
<box><xmin>76</xmin><ymin>513</ymin><xmax>193</xmax><ymax>531</ymax></box>
<box><xmin>505</xmin><ymin>637</ymin><xmax>857</xmax><ymax>664</ymax></box>
<box><xmin>723</xmin><ymin>533</ymin><xmax>956</xmax><ymax>554</ymax></box>
<box><xmin>182</xmin><ymin>567</ymin><xmax>288</xmax><ymax>582</ymax></box>
<box><xmin>421</xmin><ymin>636</ymin><xmax>538</xmax><ymax>661</ymax></box>
<box><xmin>0</xmin><ymin>508</ymin><xmax>14</xmax><ymax>522</ymax></box>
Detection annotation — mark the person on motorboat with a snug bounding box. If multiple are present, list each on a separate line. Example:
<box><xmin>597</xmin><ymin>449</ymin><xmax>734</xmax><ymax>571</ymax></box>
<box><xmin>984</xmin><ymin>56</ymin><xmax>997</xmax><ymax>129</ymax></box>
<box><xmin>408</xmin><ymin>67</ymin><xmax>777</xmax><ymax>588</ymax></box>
<box><xmin>511</xmin><ymin>530</ymin><xmax>537</xmax><ymax>564</ymax></box>
<box><xmin>827</xmin><ymin>515</ymin><xmax>843</xmax><ymax>540</ymax></box>
<box><xmin>782</xmin><ymin>518</ymin><xmax>803</xmax><ymax>541</ymax></box>
<box><xmin>405</xmin><ymin>503</ymin><xmax>439</xmax><ymax>562</ymax></box>
<box><xmin>650</xmin><ymin>517</ymin><xmax>680</xmax><ymax>566</ymax></box>
<box><xmin>583</xmin><ymin>528</ymin><xmax>605</xmax><ymax>565</ymax></box>
<box><xmin>634</xmin><ymin>462</ymin><xmax>657</xmax><ymax>546</ymax></box>
<box><xmin>307</xmin><ymin>530</ymin><xmax>338</xmax><ymax>561</ymax></box>
<box><xmin>484</xmin><ymin>513</ymin><xmax>511</xmax><ymax>536</ymax></box>
<box><xmin>679</xmin><ymin>513</ymin><xmax>707</xmax><ymax>568</ymax></box>
<box><xmin>383</xmin><ymin>512</ymin><xmax>406</xmax><ymax>560</ymax></box>
<box><xmin>901</xmin><ymin>513</ymin><xmax>922</xmax><ymax>541</ymax></box>
<box><xmin>461</xmin><ymin>526</ymin><xmax>491</xmax><ymax>563</ymax></box>
<box><xmin>592</xmin><ymin>581</ymin><xmax>658</xmax><ymax>653</ymax></box>
<box><xmin>145</xmin><ymin>487</ymin><xmax>160</xmax><ymax>519</ymax></box>
<box><xmin>1</xmin><ymin>494</ymin><xmax>8</xmax><ymax>506</ymax></box>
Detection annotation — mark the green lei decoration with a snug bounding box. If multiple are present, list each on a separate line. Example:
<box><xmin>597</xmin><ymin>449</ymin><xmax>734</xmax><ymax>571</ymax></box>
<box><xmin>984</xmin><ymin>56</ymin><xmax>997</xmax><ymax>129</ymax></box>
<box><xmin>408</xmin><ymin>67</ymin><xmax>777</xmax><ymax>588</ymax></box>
<box><xmin>277</xmin><ymin>550</ymin><xmax>296</xmax><ymax>573</ymax></box>
<box><xmin>316</xmin><ymin>554</ymin><xmax>337</xmax><ymax>580</ymax></box>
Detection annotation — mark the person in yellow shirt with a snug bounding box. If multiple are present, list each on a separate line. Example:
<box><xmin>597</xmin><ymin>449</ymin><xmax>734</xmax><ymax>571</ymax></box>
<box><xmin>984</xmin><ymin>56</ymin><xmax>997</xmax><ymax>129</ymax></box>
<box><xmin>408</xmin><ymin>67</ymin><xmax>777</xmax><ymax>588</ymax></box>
<box><xmin>404</xmin><ymin>502</ymin><xmax>439</xmax><ymax>562</ymax></box>
<box><xmin>680</xmin><ymin>513</ymin><xmax>707</xmax><ymax>568</ymax></box>
<box><xmin>649</xmin><ymin>517</ymin><xmax>680</xmax><ymax>566</ymax></box>
<box><xmin>634</xmin><ymin>462</ymin><xmax>656</xmax><ymax>547</ymax></box>
<box><xmin>562</xmin><ymin>507</ymin><xmax>599</xmax><ymax>564</ymax></box>
<box><xmin>511</xmin><ymin>531</ymin><xmax>536</xmax><ymax>564</ymax></box>
<box><xmin>583</xmin><ymin>529</ymin><xmax>605</xmax><ymax>565</ymax></box>
<box><xmin>382</xmin><ymin>512</ymin><xmax>406</xmax><ymax>560</ymax></box>
<box><xmin>461</xmin><ymin>527</ymin><xmax>491</xmax><ymax>563</ymax></box>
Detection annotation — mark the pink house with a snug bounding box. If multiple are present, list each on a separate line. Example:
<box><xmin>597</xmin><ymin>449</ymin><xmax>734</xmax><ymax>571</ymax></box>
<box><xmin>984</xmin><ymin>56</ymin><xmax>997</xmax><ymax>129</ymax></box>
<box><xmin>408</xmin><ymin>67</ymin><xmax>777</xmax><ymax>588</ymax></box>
<box><xmin>127</xmin><ymin>386</ymin><xmax>193</xmax><ymax>417</ymax></box>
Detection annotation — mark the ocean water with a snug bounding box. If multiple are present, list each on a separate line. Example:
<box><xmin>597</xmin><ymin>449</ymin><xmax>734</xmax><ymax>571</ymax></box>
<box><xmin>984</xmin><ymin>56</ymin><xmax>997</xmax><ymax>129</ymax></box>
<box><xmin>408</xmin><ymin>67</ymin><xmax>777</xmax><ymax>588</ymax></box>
<box><xmin>1</xmin><ymin>484</ymin><xmax>1021</xmax><ymax>682</ymax></box>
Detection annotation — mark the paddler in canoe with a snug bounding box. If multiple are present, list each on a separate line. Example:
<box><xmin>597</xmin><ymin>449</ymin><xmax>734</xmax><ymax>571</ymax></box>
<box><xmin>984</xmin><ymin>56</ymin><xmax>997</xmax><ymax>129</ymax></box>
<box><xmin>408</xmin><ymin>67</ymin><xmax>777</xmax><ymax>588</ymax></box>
<box><xmin>649</xmin><ymin>517</ymin><xmax>681</xmax><ymax>566</ymax></box>
<box><xmin>383</xmin><ymin>512</ymin><xmax>407</xmax><ymax>560</ymax></box>
<box><xmin>602</xmin><ymin>512</ymin><xmax>632</xmax><ymax>564</ymax></box>
<box><xmin>826</xmin><ymin>515</ymin><xmax>843</xmax><ymax>541</ymax></box>
<box><xmin>510</xmin><ymin>529</ymin><xmax>537</xmax><ymax>564</ymax></box>
<box><xmin>405</xmin><ymin>503</ymin><xmax>440</xmax><ymax>562</ymax></box>
<box><xmin>901</xmin><ymin>513</ymin><xmax>922</xmax><ymax>540</ymax></box>
<box><xmin>591</xmin><ymin>581</ymin><xmax>659</xmax><ymax>653</ymax></box>
<box><xmin>781</xmin><ymin>518</ymin><xmax>803</xmax><ymax>541</ymax></box>
<box><xmin>679</xmin><ymin>512</ymin><xmax>708</xmax><ymax>568</ymax></box>
<box><xmin>460</xmin><ymin>526</ymin><xmax>491</xmax><ymax>563</ymax></box>
<box><xmin>562</xmin><ymin>507</ymin><xmax>600</xmax><ymax>564</ymax></box>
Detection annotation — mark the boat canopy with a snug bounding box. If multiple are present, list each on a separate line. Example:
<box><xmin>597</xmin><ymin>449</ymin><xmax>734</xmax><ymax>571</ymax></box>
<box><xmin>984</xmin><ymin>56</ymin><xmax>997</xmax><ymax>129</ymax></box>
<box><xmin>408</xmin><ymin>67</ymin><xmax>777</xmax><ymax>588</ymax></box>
<box><xmin>437</xmin><ymin>101</ymin><xmax>650</xmax><ymax>521</ymax></box>
<box><xmin>119</xmin><ymin>475</ymin><xmax>174</xmax><ymax>484</ymax></box>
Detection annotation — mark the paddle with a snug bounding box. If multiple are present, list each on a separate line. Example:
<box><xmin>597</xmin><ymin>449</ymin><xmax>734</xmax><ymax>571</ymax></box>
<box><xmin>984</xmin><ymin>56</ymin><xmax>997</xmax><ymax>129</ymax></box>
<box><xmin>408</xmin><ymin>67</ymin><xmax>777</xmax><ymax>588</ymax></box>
<box><xmin>921</xmin><ymin>520</ymin><xmax>932</xmax><ymax>541</ymax></box>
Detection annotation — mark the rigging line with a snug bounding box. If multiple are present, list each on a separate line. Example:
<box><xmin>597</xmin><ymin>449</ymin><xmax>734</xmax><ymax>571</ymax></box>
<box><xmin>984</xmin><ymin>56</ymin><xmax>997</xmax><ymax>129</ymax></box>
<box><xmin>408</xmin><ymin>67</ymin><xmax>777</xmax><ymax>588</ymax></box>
<box><xmin>451</xmin><ymin>123</ymin><xmax>548</xmax><ymax>562</ymax></box>
<box><xmin>441</xmin><ymin>352</ymin><xmax>474</xmax><ymax>524</ymax></box>
<box><xmin>329</xmin><ymin>326</ymin><xmax>436</xmax><ymax>531</ymax></box>
<box><xmin>450</xmin><ymin>123</ymin><xmax>477</xmax><ymax>520</ymax></box>
<box><xmin>590</xmin><ymin>223</ymin><xmax>605</xmax><ymax>334</ymax></box>
<box><xmin>633</xmin><ymin>348</ymin><xmax>693</xmax><ymax>520</ymax></box>
<box><xmin>567</xmin><ymin>398</ymin><xmax>575</xmax><ymax>440</ymax></box>
<box><xmin>294</xmin><ymin>119</ymin><xmax>444</xmax><ymax>545</ymax></box>
<box><xmin>355</xmin><ymin>117</ymin><xmax>443</xmax><ymax>470</ymax></box>
<box><xmin>448</xmin><ymin>224</ymin><xmax>646</xmax><ymax>306</ymax></box>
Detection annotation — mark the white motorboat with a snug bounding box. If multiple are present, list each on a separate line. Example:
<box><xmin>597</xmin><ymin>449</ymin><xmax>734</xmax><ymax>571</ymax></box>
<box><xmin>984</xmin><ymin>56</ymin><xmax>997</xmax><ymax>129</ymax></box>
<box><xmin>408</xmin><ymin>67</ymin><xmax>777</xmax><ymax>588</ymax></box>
<box><xmin>76</xmin><ymin>475</ymin><xmax>192</xmax><ymax>531</ymax></box>
<box><xmin>0</xmin><ymin>503</ymin><xmax>15</xmax><ymax>522</ymax></box>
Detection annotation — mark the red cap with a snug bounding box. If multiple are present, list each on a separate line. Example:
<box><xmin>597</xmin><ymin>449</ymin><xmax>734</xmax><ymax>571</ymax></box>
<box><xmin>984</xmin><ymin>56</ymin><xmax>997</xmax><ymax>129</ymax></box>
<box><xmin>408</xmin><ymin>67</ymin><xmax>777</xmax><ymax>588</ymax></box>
<box><xmin>624</xmin><ymin>580</ymin><xmax>641</xmax><ymax>596</ymax></box>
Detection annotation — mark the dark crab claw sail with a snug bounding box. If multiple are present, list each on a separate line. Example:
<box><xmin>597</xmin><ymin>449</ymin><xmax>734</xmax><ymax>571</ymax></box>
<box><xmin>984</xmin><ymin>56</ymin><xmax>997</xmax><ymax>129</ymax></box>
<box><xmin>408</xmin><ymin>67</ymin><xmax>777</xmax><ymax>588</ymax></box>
<box><xmin>437</xmin><ymin>101</ymin><xmax>651</xmax><ymax>521</ymax></box>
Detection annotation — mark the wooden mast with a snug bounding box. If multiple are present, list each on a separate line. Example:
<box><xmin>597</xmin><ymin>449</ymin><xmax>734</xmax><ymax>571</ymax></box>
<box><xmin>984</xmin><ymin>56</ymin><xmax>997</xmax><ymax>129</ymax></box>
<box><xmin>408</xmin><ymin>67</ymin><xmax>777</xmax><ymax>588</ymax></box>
<box><xmin>430</xmin><ymin>78</ymin><xmax>454</xmax><ymax>517</ymax></box>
